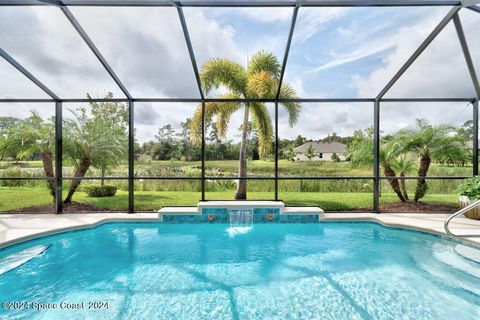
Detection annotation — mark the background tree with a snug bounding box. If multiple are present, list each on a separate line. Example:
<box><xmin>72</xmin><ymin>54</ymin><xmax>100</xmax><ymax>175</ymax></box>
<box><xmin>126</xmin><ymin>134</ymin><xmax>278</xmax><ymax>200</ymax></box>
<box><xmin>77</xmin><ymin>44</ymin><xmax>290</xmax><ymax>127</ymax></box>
<box><xmin>347</xmin><ymin>128</ymin><xmax>406</xmax><ymax>202</ymax></box>
<box><xmin>190</xmin><ymin>50</ymin><xmax>301</xmax><ymax>199</ymax></box>
<box><xmin>306</xmin><ymin>144</ymin><xmax>316</xmax><ymax>161</ymax></box>
<box><xmin>392</xmin><ymin>155</ymin><xmax>416</xmax><ymax>201</ymax></box>
<box><xmin>456</xmin><ymin>120</ymin><xmax>473</xmax><ymax>141</ymax></box>
<box><xmin>0</xmin><ymin>112</ymin><xmax>56</xmax><ymax>199</ymax></box>
<box><xmin>283</xmin><ymin>147</ymin><xmax>297</xmax><ymax>161</ymax></box>
<box><xmin>331</xmin><ymin>153</ymin><xmax>340</xmax><ymax>162</ymax></box>
<box><xmin>294</xmin><ymin>135</ymin><xmax>306</xmax><ymax>147</ymax></box>
<box><xmin>63</xmin><ymin>93</ymin><xmax>128</xmax><ymax>203</ymax></box>
<box><xmin>398</xmin><ymin>119</ymin><xmax>468</xmax><ymax>201</ymax></box>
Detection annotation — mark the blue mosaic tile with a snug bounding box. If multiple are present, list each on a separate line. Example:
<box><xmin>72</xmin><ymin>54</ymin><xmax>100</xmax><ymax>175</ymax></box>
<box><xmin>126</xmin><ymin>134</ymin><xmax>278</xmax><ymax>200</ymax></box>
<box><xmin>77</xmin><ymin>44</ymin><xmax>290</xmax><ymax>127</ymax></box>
<box><xmin>161</xmin><ymin>209</ymin><xmax>320</xmax><ymax>223</ymax></box>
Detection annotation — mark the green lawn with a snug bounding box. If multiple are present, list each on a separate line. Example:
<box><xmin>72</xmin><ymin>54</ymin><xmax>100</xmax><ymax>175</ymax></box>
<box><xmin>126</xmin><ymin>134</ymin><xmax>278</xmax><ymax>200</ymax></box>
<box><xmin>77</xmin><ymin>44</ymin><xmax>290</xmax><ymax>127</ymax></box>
<box><xmin>0</xmin><ymin>159</ymin><xmax>467</xmax><ymax>212</ymax></box>
<box><xmin>0</xmin><ymin>187</ymin><xmax>458</xmax><ymax>212</ymax></box>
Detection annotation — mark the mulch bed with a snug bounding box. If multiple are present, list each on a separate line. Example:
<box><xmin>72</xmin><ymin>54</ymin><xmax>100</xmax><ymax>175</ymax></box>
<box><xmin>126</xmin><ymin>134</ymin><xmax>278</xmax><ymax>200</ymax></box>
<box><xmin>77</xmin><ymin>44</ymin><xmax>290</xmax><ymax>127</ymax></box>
<box><xmin>10</xmin><ymin>202</ymin><xmax>118</xmax><ymax>213</ymax></box>
<box><xmin>362</xmin><ymin>201</ymin><xmax>458</xmax><ymax>213</ymax></box>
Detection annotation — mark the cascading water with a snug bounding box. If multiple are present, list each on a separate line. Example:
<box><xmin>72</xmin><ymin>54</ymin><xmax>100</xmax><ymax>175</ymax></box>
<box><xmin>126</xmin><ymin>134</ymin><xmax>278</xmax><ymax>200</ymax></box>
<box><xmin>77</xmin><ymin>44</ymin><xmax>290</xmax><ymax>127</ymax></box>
<box><xmin>227</xmin><ymin>209</ymin><xmax>253</xmax><ymax>237</ymax></box>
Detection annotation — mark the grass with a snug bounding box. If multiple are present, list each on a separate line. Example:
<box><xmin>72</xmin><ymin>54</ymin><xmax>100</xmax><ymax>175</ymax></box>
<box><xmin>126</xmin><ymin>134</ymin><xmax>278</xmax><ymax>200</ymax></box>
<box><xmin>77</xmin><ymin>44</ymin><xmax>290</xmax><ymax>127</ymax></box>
<box><xmin>0</xmin><ymin>159</ymin><xmax>467</xmax><ymax>212</ymax></box>
<box><xmin>0</xmin><ymin>160</ymin><xmax>472</xmax><ymax>179</ymax></box>
<box><xmin>0</xmin><ymin>187</ymin><xmax>458</xmax><ymax>212</ymax></box>
<box><xmin>132</xmin><ymin>160</ymin><xmax>472</xmax><ymax>177</ymax></box>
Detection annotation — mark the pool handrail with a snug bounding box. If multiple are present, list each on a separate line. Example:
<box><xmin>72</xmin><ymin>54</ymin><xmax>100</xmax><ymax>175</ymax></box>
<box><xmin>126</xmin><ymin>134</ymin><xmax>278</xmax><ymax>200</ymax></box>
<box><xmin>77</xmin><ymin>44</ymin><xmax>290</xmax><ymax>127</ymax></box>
<box><xmin>444</xmin><ymin>199</ymin><xmax>480</xmax><ymax>238</ymax></box>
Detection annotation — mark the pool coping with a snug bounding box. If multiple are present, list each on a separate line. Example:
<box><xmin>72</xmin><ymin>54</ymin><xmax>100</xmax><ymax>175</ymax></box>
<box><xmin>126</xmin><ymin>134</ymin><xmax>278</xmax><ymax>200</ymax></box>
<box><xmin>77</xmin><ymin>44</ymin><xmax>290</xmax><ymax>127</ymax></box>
<box><xmin>0</xmin><ymin>212</ymin><xmax>479</xmax><ymax>249</ymax></box>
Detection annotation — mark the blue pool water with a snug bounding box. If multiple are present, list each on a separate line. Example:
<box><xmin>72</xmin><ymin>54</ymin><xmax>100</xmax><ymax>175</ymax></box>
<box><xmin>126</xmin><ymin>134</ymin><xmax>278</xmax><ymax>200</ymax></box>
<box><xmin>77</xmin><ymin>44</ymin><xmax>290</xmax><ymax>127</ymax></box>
<box><xmin>0</xmin><ymin>222</ymin><xmax>479</xmax><ymax>319</ymax></box>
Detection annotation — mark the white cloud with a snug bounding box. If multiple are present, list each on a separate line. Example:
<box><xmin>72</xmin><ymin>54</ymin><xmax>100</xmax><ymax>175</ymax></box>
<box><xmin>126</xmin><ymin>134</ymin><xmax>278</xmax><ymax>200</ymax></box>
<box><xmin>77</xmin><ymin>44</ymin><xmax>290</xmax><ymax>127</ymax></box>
<box><xmin>0</xmin><ymin>6</ymin><xmax>124</xmax><ymax>99</ymax></box>
<box><xmin>293</xmin><ymin>8</ymin><xmax>349</xmax><ymax>44</ymax></box>
<box><xmin>278</xmin><ymin>102</ymin><xmax>373</xmax><ymax>139</ymax></box>
<box><xmin>1</xmin><ymin>5</ymin><xmax>478</xmax><ymax>143</ymax></box>
<box><xmin>303</xmin><ymin>42</ymin><xmax>392</xmax><ymax>75</ymax></box>
<box><xmin>235</xmin><ymin>7</ymin><xmax>293</xmax><ymax>23</ymax></box>
<box><xmin>353</xmin><ymin>9</ymin><xmax>479</xmax><ymax>99</ymax></box>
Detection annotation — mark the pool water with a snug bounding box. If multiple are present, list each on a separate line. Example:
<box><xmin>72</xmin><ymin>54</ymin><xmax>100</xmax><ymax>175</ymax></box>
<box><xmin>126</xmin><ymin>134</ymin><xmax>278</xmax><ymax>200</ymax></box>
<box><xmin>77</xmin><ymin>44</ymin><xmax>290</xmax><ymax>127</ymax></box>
<box><xmin>0</xmin><ymin>222</ymin><xmax>479</xmax><ymax>319</ymax></box>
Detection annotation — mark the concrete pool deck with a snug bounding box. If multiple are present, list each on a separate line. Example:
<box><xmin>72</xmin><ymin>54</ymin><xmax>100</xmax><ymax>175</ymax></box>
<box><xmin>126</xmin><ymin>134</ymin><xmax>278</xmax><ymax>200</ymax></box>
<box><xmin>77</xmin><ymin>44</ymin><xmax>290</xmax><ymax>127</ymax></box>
<box><xmin>0</xmin><ymin>212</ymin><xmax>479</xmax><ymax>249</ymax></box>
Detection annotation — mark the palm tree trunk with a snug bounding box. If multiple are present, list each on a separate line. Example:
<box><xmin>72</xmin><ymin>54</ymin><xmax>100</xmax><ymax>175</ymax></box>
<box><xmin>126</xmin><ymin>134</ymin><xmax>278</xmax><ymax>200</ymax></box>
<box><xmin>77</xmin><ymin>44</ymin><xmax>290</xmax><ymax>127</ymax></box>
<box><xmin>384</xmin><ymin>166</ymin><xmax>406</xmax><ymax>202</ymax></box>
<box><xmin>235</xmin><ymin>104</ymin><xmax>249</xmax><ymax>200</ymax></box>
<box><xmin>41</xmin><ymin>150</ymin><xmax>56</xmax><ymax>202</ymax></box>
<box><xmin>64</xmin><ymin>157</ymin><xmax>91</xmax><ymax>204</ymax></box>
<box><xmin>400</xmin><ymin>172</ymin><xmax>409</xmax><ymax>201</ymax></box>
<box><xmin>414</xmin><ymin>156</ymin><xmax>430</xmax><ymax>201</ymax></box>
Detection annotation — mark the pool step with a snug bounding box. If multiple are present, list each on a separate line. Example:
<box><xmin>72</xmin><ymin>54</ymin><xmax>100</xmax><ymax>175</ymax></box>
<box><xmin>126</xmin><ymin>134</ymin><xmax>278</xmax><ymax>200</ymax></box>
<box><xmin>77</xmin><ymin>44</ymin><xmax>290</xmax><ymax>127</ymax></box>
<box><xmin>454</xmin><ymin>244</ymin><xmax>480</xmax><ymax>265</ymax></box>
<box><xmin>432</xmin><ymin>243</ymin><xmax>480</xmax><ymax>279</ymax></box>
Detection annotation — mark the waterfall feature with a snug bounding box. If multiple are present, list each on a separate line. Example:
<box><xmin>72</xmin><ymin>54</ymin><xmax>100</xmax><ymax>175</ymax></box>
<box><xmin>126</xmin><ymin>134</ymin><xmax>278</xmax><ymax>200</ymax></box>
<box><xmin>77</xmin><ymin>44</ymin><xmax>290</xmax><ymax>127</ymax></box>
<box><xmin>227</xmin><ymin>209</ymin><xmax>253</xmax><ymax>237</ymax></box>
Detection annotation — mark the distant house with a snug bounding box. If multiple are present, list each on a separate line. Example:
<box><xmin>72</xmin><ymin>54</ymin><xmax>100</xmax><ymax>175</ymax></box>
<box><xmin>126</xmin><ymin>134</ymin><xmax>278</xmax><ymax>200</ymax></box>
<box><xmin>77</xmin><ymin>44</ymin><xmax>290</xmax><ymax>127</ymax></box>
<box><xmin>293</xmin><ymin>141</ymin><xmax>347</xmax><ymax>161</ymax></box>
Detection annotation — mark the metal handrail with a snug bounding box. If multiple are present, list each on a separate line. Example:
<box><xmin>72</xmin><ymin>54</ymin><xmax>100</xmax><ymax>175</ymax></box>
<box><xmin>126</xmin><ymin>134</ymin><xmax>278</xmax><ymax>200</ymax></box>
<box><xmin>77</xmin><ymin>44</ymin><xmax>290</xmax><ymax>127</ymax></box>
<box><xmin>444</xmin><ymin>199</ymin><xmax>480</xmax><ymax>237</ymax></box>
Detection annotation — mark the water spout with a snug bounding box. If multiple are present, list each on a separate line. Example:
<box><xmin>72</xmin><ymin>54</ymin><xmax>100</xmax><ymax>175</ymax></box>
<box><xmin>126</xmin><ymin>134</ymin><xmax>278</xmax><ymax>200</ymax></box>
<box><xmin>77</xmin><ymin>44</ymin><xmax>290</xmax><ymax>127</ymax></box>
<box><xmin>227</xmin><ymin>209</ymin><xmax>253</xmax><ymax>237</ymax></box>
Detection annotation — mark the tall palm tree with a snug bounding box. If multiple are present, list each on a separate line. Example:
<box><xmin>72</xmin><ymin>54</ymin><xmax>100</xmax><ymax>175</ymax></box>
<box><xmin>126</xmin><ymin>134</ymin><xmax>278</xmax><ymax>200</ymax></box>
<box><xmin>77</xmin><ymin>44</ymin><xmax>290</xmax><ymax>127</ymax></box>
<box><xmin>0</xmin><ymin>112</ymin><xmax>56</xmax><ymax>200</ymax></box>
<box><xmin>399</xmin><ymin>119</ymin><xmax>468</xmax><ymax>201</ymax></box>
<box><xmin>190</xmin><ymin>51</ymin><xmax>301</xmax><ymax>199</ymax></box>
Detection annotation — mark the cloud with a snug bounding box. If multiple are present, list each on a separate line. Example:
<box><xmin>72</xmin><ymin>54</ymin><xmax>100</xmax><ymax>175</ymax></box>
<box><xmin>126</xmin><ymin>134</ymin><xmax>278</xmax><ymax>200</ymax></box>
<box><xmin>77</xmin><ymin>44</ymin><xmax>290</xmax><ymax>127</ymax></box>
<box><xmin>134</xmin><ymin>103</ymin><xmax>160</xmax><ymax>125</ymax></box>
<box><xmin>0</xmin><ymin>6</ymin><xmax>124</xmax><ymax>99</ymax></box>
<box><xmin>1</xmin><ymin>5</ymin><xmax>478</xmax><ymax>144</ymax></box>
<box><xmin>235</xmin><ymin>7</ymin><xmax>293</xmax><ymax>24</ymax></box>
<box><xmin>0</xmin><ymin>102</ymin><xmax>54</xmax><ymax>120</ymax></box>
<box><xmin>353</xmin><ymin>9</ymin><xmax>479</xmax><ymax>98</ymax></box>
<box><xmin>293</xmin><ymin>8</ymin><xmax>349</xmax><ymax>44</ymax></box>
<box><xmin>277</xmin><ymin>103</ymin><xmax>373</xmax><ymax>139</ymax></box>
<box><xmin>303</xmin><ymin>44</ymin><xmax>392</xmax><ymax>75</ymax></box>
<box><xmin>0</xmin><ymin>59</ymin><xmax>49</xmax><ymax>99</ymax></box>
<box><xmin>71</xmin><ymin>6</ymin><xmax>204</xmax><ymax>98</ymax></box>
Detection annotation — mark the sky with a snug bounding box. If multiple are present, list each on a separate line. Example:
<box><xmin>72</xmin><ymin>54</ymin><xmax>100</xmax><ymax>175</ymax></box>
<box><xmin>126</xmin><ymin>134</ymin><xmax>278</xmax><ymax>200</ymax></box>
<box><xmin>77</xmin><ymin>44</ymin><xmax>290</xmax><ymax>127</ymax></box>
<box><xmin>0</xmin><ymin>4</ymin><xmax>478</xmax><ymax>143</ymax></box>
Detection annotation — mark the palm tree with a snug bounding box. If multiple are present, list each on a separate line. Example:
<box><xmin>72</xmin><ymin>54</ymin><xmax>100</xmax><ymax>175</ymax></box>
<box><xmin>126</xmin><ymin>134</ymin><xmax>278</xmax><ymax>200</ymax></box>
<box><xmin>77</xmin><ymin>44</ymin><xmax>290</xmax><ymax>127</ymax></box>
<box><xmin>63</xmin><ymin>94</ymin><xmax>128</xmax><ymax>203</ymax></box>
<box><xmin>398</xmin><ymin>119</ymin><xmax>468</xmax><ymax>201</ymax></box>
<box><xmin>190</xmin><ymin>51</ymin><xmax>301</xmax><ymax>199</ymax></box>
<box><xmin>305</xmin><ymin>144</ymin><xmax>316</xmax><ymax>161</ymax></box>
<box><xmin>0</xmin><ymin>112</ymin><xmax>56</xmax><ymax>200</ymax></box>
<box><xmin>347</xmin><ymin>128</ymin><xmax>406</xmax><ymax>202</ymax></box>
<box><xmin>380</xmin><ymin>140</ymin><xmax>407</xmax><ymax>202</ymax></box>
<box><xmin>392</xmin><ymin>155</ymin><xmax>417</xmax><ymax>201</ymax></box>
<box><xmin>283</xmin><ymin>147</ymin><xmax>297</xmax><ymax>162</ymax></box>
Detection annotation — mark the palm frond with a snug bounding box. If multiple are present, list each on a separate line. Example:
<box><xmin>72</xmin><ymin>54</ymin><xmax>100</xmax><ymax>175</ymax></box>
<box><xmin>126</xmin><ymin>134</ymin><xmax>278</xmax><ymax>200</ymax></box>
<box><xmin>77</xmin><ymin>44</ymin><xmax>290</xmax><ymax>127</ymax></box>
<box><xmin>200</xmin><ymin>58</ymin><xmax>247</xmax><ymax>95</ymax></box>
<box><xmin>248</xmin><ymin>50</ymin><xmax>281</xmax><ymax>80</ymax></box>
<box><xmin>278</xmin><ymin>83</ymin><xmax>301</xmax><ymax>126</ymax></box>
<box><xmin>189</xmin><ymin>93</ymin><xmax>242</xmax><ymax>145</ymax></box>
<box><xmin>215</xmin><ymin>102</ymin><xmax>242</xmax><ymax>138</ymax></box>
<box><xmin>246</xmin><ymin>71</ymin><xmax>277</xmax><ymax>99</ymax></box>
<box><xmin>190</xmin><ymin>104</ymin><xmax>203</xmax><ymax>146</ymax></box>
<box><xmin>250</xmin><ymin>103</ymin><xmax>273</xmax><ymax>159</ymax></box>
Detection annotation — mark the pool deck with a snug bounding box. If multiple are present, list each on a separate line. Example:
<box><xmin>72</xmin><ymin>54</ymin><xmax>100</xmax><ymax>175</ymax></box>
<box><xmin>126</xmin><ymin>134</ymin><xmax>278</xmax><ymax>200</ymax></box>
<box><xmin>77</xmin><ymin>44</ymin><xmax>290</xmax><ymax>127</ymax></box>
<box><xmin>0</xmin><ymin>212</ymin><xmax>479</xmax><ymax>249</ymax></box>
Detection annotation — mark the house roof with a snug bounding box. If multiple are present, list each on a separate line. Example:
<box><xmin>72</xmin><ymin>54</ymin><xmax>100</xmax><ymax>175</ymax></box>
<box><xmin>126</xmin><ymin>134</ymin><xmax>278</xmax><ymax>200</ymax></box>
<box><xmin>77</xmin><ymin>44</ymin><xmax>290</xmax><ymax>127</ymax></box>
<box><xmin>293</xmin><ymin>141</ymin><xmax>347</xmax><ymax>153</ymax></box>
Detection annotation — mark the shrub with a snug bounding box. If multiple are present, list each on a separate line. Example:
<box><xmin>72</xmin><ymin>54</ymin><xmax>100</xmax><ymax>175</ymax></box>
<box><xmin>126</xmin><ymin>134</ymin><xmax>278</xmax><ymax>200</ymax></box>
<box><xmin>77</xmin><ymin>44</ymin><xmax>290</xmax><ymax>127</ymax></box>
<box><xmin>84</xmin><ymin>185</ymin><xmax>117</xmax><ymax>197</ymax></box>
<box><xmin>458</xmin><ymin>177</ymin><xmax>480</xmax><ymax>220</ymax></box>
<box><xmin>458</xmin><ymin>176</ymin><xmax>480</xmax><ymax>199</ymax></box>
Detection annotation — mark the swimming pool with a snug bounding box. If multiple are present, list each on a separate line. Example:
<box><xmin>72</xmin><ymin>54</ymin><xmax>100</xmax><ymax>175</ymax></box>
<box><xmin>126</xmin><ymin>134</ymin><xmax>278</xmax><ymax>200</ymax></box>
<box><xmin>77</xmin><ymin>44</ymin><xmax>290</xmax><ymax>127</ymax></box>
<box><xmin>0</xmin><ymin>222</ymin><xmax>479</xmax><ymax>319</ymax></box>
